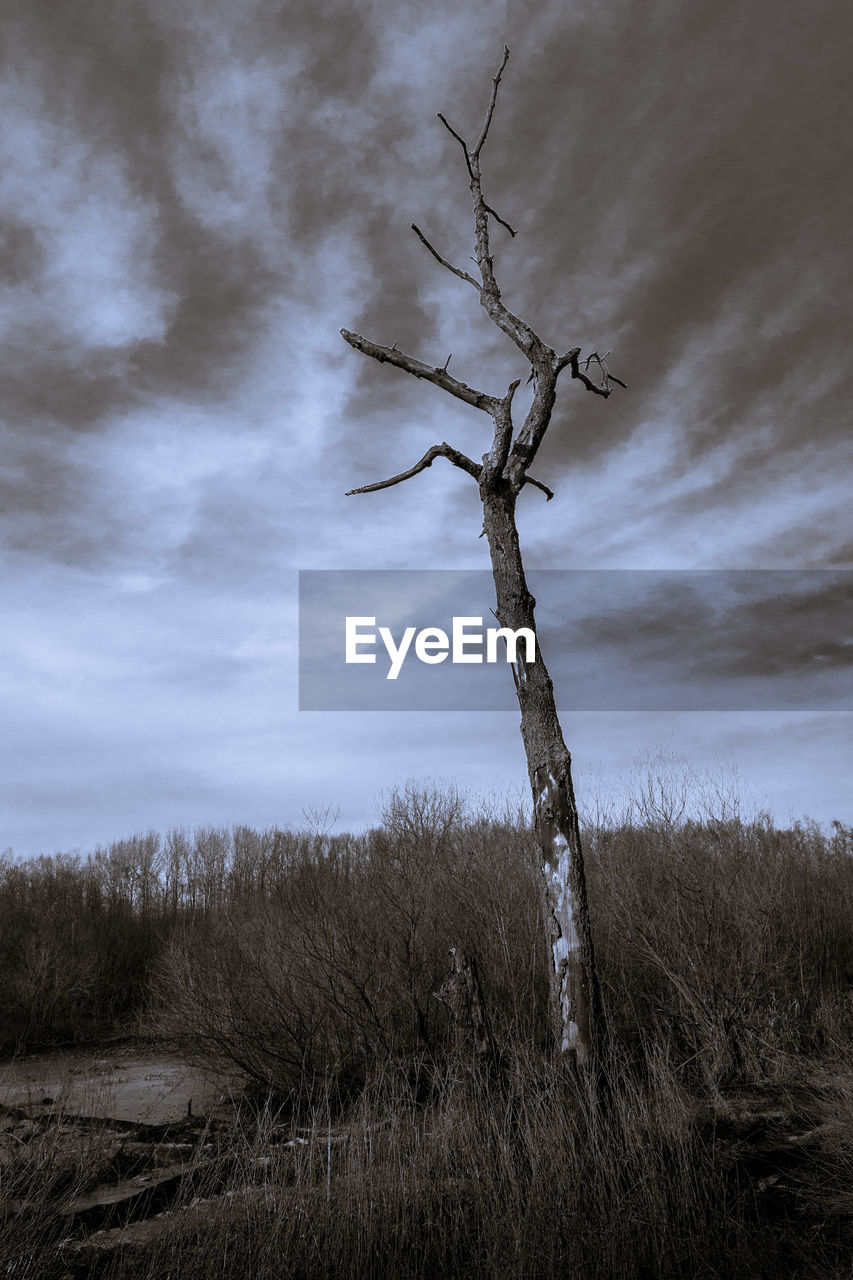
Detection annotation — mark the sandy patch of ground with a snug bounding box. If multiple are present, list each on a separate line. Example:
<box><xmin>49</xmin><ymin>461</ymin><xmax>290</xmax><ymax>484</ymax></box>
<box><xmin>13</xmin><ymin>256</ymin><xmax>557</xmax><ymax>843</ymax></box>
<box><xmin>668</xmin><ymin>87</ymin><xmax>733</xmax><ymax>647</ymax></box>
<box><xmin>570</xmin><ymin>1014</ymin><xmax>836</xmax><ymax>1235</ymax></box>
<box><xmin>0</xmin><ymin>1044</ymin><xmax>240</xmax><ymax>1124</ymax></box>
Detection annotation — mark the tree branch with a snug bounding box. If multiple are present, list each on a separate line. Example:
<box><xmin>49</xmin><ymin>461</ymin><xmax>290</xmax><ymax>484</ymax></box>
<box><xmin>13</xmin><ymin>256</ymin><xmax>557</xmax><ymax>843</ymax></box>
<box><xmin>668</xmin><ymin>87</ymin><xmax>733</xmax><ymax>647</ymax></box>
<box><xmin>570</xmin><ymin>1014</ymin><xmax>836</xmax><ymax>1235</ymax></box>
<box><xmin>566</xmin><ymin>349</ymin><xmax>627</xmax><ymax>398</ymax></box>
<box><xmin>343</xmin><ymin>53</ymin><xmax>626</xmax><ymax>511</ymax></box>
<box><xmin>585</xmin><ymin>349</ymin><xmax>627</xmax><ymax>390</ymax></box>
<box><xmin>473</xmin><ymin>45</ymin><xmax>510</xmax><ymax>157</ymax></box>
<box><xmin>340</xmin><ymin>329</ymin><xmax>500</xmax><ymax>414</ymax></box>
<box><xmin>483</xmin><ymin>202</ymin><xmax>516</xmax><ymax>237</ymax></box>
<box><xmin>411</xmin><ymin>223</ymin><xmax>479</xmax><ymax>289</ymax></box>
<box><xmin>431</xmin><ymin>49</ymin><xmax>544</xmax><ymax>364</ymax></box>
<box><xmin>482</xmin><ymin>377</ymin><xmax>521</xmax><ymax>486</ymax></box>
<box><xmin>346</xmin><ymin>442</ymin><xmax>482</xmax><ymax>496</ymax></box>
<box><xmin>523</xmin><ymin>475</ymin><xmax>554</xmax><ymax>501</ymax></box>
<box><xmin>555</xmin><ymin>347</ymin><xmax>583</xmax><ymax>374</ymax></box>
<box><xmin>504</xmin><ymin>371</ymin><xmax>559</xmax><ymax>487</ymax></box>
<box><xmin>437</xmin><ymin>112</ymin><xmax>473</xmax><ymax>178</ymax></box>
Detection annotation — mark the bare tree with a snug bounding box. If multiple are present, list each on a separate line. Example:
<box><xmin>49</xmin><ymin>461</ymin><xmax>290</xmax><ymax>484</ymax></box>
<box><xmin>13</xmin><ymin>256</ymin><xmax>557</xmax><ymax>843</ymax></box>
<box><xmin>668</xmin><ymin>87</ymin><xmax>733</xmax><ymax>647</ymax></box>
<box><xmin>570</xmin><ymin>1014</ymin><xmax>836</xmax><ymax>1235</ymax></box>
<box><xmin>341</xmin><ymin>49</ymin><xmax>625</xmax><ymax>1070</ymax></box>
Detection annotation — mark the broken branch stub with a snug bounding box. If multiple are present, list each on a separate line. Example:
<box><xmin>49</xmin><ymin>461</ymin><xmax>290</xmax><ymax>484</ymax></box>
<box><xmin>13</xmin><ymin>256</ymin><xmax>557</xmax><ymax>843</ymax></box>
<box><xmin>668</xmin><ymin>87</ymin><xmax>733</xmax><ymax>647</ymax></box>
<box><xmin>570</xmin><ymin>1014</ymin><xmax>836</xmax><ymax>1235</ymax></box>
<box><xmin>434</xmin><ymin>947</ymin><xmax>500</xmax><ymax>1067</ymax></box>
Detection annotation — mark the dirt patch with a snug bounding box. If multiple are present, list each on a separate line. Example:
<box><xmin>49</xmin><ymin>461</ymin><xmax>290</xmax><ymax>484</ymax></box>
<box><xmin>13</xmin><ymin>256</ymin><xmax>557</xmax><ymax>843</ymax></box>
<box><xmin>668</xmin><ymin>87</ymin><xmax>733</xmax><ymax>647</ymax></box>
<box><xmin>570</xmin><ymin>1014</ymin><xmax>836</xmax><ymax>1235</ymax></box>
<box><xmin>0</xmin><ymin>1044</ymin><xmax>240</xmax><ymax>1124</ymax></box>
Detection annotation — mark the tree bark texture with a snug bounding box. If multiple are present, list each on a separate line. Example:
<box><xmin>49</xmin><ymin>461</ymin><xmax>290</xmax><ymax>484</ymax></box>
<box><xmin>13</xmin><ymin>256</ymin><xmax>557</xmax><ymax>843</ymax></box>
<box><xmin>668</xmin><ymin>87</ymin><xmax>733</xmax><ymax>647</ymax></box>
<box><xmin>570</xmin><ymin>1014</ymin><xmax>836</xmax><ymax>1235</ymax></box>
<box><xmin>481</xmin><ymin>481</ymin><xmax>603</xmax><ymax>1065</ymax></box>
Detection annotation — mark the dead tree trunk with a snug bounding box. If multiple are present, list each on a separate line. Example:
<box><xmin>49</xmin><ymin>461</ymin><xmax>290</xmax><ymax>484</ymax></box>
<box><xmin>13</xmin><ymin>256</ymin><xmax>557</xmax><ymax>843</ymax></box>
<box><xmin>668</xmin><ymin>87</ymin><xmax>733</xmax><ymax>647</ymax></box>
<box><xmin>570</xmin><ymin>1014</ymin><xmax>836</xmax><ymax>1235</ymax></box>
<box><xmin>340</xmin><ymin>48</ymin><xmax>624</xmax><ymax>1070</ymax></box>
<box><xmin>434</xmin><ymin>946</ymin><xmax>500</xmax><ymax>1069</ymax></box>
<box><xmin>481</xmin><ymin>481</ymin><xmax>603</xmax><ymax>1064</ymax></box>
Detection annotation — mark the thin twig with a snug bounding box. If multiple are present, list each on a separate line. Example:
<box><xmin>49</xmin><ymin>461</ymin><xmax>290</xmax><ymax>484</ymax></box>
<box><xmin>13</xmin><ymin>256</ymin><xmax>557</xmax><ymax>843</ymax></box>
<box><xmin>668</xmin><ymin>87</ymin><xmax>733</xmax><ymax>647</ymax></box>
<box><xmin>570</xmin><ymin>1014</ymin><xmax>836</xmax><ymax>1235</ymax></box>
<box><xmin>473</xmin><ymin>46</ymin><xmax>510</xmax><ymax>157</ymax></box>
<box><xmin>411</xmin><ymin>224</ymin><xmax>480</xmax><ymax>289</ymax></box>
<box><xmin>483</xmin><ymin>202</ymin><xmax>516</xmax><ymax>237</ymax></box>
<box><xmin>567</xmin><ymin>350</ymin><xmax>627</xmax><ymax>398</ymax></box>
<box><xmin>437</xmin><ymin>113</ymin><xmax>473</xmax><ymax>177</ymax></box>
<box><xmin>579</xmin><ymin>350</ymin><xmax>628</xmax><ymax>392</ymax></box>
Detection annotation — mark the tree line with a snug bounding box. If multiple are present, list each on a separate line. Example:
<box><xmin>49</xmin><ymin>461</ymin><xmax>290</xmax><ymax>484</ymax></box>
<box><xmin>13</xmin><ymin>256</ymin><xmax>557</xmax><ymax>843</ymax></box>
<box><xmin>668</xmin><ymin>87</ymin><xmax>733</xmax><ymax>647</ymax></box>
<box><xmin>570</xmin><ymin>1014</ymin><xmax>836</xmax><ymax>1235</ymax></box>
<box><xmin>2</xmin><ymin>785</ymin><xmax>852</xmax><ymax>1100</ymax></box>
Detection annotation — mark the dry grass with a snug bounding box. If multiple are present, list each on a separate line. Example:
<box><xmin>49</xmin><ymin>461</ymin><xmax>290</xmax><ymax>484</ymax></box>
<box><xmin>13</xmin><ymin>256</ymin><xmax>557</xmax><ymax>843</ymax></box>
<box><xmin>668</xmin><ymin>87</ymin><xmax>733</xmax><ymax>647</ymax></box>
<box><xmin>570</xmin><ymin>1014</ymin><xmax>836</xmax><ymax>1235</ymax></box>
<box><xmin>3</xmin><ymin>788</ymin><xmax>853</xmax><ymax>1277</ymax></box>
<box><xmin>4</xmin><ymin>1040</ymin><xmax>853</xmax><ymax>1279</ymax></box>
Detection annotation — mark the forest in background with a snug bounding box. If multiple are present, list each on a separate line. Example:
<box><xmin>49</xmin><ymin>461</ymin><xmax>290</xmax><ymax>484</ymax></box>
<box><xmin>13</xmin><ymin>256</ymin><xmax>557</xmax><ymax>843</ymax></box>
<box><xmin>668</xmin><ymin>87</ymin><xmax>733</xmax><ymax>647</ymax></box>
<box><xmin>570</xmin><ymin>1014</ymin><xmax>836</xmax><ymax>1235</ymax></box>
<box><xmin>2</xmin><ymin>778</ymin><xmax>853</xmax><ymax>1098</ymax></box>
<box><xmin>4</xmin><ymin>776</ymin><xmax>853</xmax><ymax>1276</ymax></box>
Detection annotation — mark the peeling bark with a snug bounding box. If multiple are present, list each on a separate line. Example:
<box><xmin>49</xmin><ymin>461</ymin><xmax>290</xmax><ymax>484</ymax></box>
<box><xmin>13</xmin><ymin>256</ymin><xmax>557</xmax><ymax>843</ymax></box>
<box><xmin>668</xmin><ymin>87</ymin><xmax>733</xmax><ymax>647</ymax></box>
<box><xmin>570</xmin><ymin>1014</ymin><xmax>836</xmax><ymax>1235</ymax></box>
<box><xmin>480</xmin><ymin>481</ymin><xmax>603</xmax><ymax>1065</ymax></box>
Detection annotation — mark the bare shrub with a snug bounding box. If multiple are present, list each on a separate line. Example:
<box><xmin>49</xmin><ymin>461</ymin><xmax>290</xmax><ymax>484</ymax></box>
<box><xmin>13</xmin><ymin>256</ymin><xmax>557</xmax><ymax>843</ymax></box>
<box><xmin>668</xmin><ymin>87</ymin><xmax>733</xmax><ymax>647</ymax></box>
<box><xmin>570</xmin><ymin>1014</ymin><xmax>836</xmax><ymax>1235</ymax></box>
<box><xmin>152</xmin><ymin>784</ymin><xmax>545</xmax><ymax>1097</ymax></box>
<box><xmin>587</xmin><ymin>807</ymin><xmax>853</xmax><ymax>1089</ymax></box>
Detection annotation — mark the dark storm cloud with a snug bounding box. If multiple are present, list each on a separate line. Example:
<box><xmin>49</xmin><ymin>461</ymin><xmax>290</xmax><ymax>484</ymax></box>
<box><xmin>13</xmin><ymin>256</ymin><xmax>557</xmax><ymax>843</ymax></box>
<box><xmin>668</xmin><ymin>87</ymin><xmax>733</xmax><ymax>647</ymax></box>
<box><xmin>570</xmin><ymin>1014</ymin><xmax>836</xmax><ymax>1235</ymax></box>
<box><xmin>536</xmin><ymin>570</ymin><xmax>853</xmax><ymax>707</ymax></box>
<box><xmin>5</xmin><ymin>0</ymin><xmax>849</xmax><ymax>521</ymax></box>
<box><xmin>1</xmin><ymin>0</ymin><xmax>475</xmax><ymax>569</ymax></box>
<box><xmin>0</xmin><ymin>434</ymin><xmax>125</xmax><ymax>563</ymax></box>
<box><xmin>0</xmin><ymin>218</ymin><xmax>45</xmax><ymax>285</ymax></box>
<box><xmin>2</xmin><ymin>0</ymin><xmax>850</xmax><ymax>856</ymax></box>
<box><xmin>319</xmin><ymin>0</ymin><xmax>853</xmax><ymax>578</ymax></box>
<box><xmin>440</xmin><ymin>0</ymin><xmax>853</xmax><ymax>472</ymax></box>
<box><xmin>718</xmin><ymin>575</ymin><xmax>853</xmax><ymax>679</ymax></box>
<box><xmin>2</xmin><ymin>2</ymin><xmax>282</xmax><ymax>409</ymax></box>
<box><xmin>298</xmin><ymin>569</ymin><xmax>852</xmax><ymax>711</ymax></box>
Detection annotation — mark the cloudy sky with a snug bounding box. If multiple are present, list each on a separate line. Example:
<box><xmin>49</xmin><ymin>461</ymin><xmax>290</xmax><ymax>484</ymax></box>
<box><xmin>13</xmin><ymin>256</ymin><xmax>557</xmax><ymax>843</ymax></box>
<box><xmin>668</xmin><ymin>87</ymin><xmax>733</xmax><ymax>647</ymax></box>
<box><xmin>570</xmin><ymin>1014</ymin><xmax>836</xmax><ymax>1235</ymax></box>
<box><xmin>1</xmin><ymin>0</ymin><xmax>851</xmax><ymax>856</ymax></box>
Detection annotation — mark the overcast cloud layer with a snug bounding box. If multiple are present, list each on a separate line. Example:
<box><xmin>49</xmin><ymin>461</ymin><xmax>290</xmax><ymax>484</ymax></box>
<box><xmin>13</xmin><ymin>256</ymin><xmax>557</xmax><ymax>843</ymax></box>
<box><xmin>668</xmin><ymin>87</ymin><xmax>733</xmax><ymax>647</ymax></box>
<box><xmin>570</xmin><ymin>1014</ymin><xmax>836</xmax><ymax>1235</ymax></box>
<box><xmin>1</xmin><ymin>0</ymin><xmax>851</xmax><ymax>855</ymax></box>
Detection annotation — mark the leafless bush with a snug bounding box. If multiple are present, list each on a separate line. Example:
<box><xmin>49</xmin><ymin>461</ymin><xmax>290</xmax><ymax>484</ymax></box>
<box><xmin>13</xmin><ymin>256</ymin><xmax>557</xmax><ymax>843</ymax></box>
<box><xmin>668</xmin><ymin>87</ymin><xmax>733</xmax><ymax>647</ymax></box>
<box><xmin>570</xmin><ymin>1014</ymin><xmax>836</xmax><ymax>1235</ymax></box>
<box><xmin>151</xmin><ymin>784</ymin><xmax>544</xmax><ymax>1097</ymax></box>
